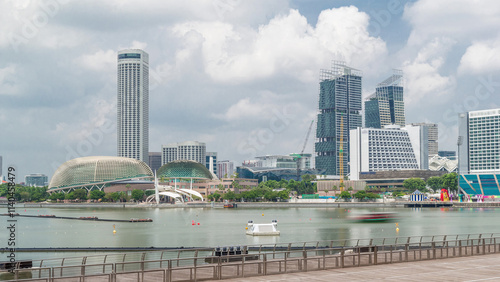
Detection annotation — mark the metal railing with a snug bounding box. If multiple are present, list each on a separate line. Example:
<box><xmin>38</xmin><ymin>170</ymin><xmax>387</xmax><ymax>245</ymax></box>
<box><xmin>2</xmin><ymin>233</ymin><xmax>500</xmax><ymax>281</ymax></box>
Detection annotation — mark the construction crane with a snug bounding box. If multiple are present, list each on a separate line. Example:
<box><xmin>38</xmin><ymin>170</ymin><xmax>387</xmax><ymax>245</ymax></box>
<box><xmin>339</xmin><ymin>114</ymin><xmax>344</xmax><ymax>192</ymax></box>
<box><xmin>292</xmin><ymin>120</ymin><xmax>314</xmax><ymax>181</ymax></box>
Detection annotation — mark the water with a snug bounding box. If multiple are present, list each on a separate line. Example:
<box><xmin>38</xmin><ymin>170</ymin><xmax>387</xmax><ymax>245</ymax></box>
<box><xmin>2</xmin><ymin>206</ymin><xmax>500</xmax><ymax>260</ymax></box>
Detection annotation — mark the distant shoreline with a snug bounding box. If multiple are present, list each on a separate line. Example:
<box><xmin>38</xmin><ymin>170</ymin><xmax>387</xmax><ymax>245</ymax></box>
<box><xmin>12</xmin><ymin>201</ymin><xmax>500</xmax><ymax>209</ymax></box>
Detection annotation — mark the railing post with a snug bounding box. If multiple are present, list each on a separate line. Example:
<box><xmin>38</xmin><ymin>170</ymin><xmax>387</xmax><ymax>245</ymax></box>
<box><xmin>405</xmin><ymin>244</ymin><xmax>409</xmax><ymax>262</ymax></box>
<box><xmin>303</xmin><ymin>251</ymin><xmax>307</xmax><ymax>272</ymax></box>
<box><xmin>483</xmin><ymin>238</ymin><xmax>486</xmax><ymax>255</ymax></box>
<box><xmin>340</xmin><ymin>249</ymin><xmax>344</xmax><ymax>268</ymax></box>
<box><xmin>373</xmin><ymin>246</ymin><xmax>377</xmax><ymax>265</ymax></box>
<box><xmin>432</xmin><ymin>242</ymin><xmax>436</xmax><ymax>259</ymax></box>
<box><xmin>263</xmin><ymin>254</ymin><xmax>267</xmax><ymax>275</ymax></box>
<box><xmin>459</xmin><ymin>240</ymin><xmax>462</xmax><ymax>257</ymax></box>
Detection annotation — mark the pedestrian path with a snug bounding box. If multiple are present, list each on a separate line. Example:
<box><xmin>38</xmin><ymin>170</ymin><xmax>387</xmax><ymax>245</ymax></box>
<box><xmin>221</xmin><ymin>253</ymin><xmax>500</xmax><ymax>281</ymax></box>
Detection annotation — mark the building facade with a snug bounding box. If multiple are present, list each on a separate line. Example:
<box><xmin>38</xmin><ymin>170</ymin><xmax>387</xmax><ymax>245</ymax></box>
<box><xmin>350</xmin><ymin>125</ymin><xmax>429</xmax><ymax>180</ymax></box>
<box><xmin>205</xmin><ymin>152</ymin><xmax>217</xmax><ymax>176</ymax></box>
<box><xmin>217</xmin><ymin>160</ymin><xmax>234</xmax><ymax>179</ymax></box>
<box><xmin>148</xmin><ymin>152</ymin><xmax>162</xmax><ymax>172</ymax></box>
<box><xmin>315</xmin><ymin>62</ymin><xmax>362</xmax><ymax>175</ymax></box>
<box><xmin>25</xmin><ymin>174</ymin><xmax>49</xmax><ymax>187</ymax></box>
<box><xmin>459</xmin><ymin>108</ymin><xmax>500</xmax><ymax>174</ymax></box>
<box><xmin>365</xmin><ymin>71</ymin><xmax>405</xmax><ymax>128</ymax></box>
<box><xmin>411</xmin><ymin>122</ymin><xmax>438</xmax><ymax>156</ymax></box>
<box><xmin>117</xmin><ymin>49</ymin><xmax>149</xmax><ymax>163</ymax></box>
<box><xmin>438</xmin><ymin>150</ymin><xmax>456</xmax><ymax>160</ymax></box>
<box><xmin>161</xmin><ymin>141</ymin><xmax>206</xmax><ymax>165</ymax></box>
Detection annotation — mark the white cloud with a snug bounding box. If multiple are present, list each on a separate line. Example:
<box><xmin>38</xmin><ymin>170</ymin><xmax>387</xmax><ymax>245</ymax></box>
<box><xmin>75</xmin><ymin>49</ymin><xmax>116</xmax><ymax>72</ymax></box>
<box><xmin>404</xmin><ymin>0</ymin><xmax>500</xmax><ymax>45</ymax></box>
<box><xmin>402</xmin><ymin>38</ymin><xmax>456</xmax><ymax>105</ymax></box>
<box><xmin>172</xmin><ymin>7</ymin><xmax>387</xmax><ymax>83</ymax></box>
<box><xmin>458</xmin><ymin>39</ymin><xmax>500</xmax><ymax>75</ymax></box>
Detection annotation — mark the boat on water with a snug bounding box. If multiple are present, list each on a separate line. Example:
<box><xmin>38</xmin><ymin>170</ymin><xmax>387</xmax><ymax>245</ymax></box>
<box><xmin>246</xmin><ymin>220</ymin><xmax>280</xmax><ymax>236</ymax></box>
<box><xmin>351</xmin><ymin>212</ymin><xmax>396</xmax><ymax>222</ymax></box>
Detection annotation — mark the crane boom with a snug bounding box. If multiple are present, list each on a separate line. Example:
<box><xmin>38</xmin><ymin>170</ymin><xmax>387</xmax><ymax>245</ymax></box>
<box><xmin>301</xmin><ymin>120</ymin><xmax>314</xmax><ymax>154</ymax></box>
<box><xmin>294</xmin><ymin>120</ymin><xmax>315</xmax><ymax>181</ymax></box>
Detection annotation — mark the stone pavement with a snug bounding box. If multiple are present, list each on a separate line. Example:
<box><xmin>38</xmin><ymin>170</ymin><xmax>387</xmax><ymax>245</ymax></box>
<box><xmin>220</xmin><ymin>253</ymin><xmax>500</xmax><ymax>282</ymax></box>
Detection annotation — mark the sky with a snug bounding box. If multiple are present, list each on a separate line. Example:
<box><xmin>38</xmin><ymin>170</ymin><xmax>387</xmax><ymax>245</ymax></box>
<box><xmin>1</xmin><ymin>0</ymin><xmax>500</xmax><ymax>182</ymax></box>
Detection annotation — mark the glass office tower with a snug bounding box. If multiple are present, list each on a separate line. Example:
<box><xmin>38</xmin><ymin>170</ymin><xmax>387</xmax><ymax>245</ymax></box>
<box><xmin>365</xmin><ymin>71</ymin><xmax>404</xmax><ymax>128</ymax></box>
<box><xmin>315</xmin><ymin>62</ymin><xmax>362</xmax><ymax>175</ymax></box>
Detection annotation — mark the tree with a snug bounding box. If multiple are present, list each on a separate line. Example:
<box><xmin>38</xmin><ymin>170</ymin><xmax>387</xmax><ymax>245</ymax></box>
<box><xmin>403</xmin><ymin>178</ymin><xmax>426</xmax><ymax>193</ymax></box>
<box><xmin>90</xmin><ymin>190</ymin><xmax>106</xmax><ymax>200</ymax></box>
<box><xmin>324</xmin><ymin>190</ymin><xmax>329</xmax><ymax>196</ymax></box>
<box><xmin>222</xmin><ymin>190</ymin><xmax>236</xmax><ymax>201</ymax></box>
<box><xmin>131</xmin><ymin>189</ymin><xmax>145</xmax><ymax>201</ymax></box>
<box><xmin>73</xmin><ymin>189</ymin><xmax>88</xmax><ymax>200</ymax></box>
<box><xmin>427</xmin><ymin>176</ymin><xmax>443</xmax><ymax>192</ymax></box>
<box><xmin>353</xmin><ymin>190</ymin><xmax>366</xmax><ymax>200</ymax></box>
<box><xmin>332</xmin><ymin>185</ymin><xmax>337</xmax><ymax>191</ymax></box>
<box><xmin>65</xmin><ymin>192</ymin><xmax>76</xmax><ymax>200</ymax></box>
<box><xmin>339</xmin><ymin>191</ymin><xmax>351</xmax><ymax>201</ymax></box>
<box><xmin>212</xmin><ymin>192</ymin><xmax>221</xmax><ymax>202</ymax></box>
<box><xmin>441</xmin><ymin>173</ymin><xmax>458</xmax><ymax>192</ymax></box>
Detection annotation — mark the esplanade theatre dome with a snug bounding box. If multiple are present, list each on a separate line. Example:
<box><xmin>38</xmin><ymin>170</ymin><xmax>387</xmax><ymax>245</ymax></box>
<box><xmin>157</xmin><ymin>160</ymin><xmax>217</xmax><ymax>180</ymax></box>
<box><xmin>49</xmin><ymin>156</ymin><xmax>153</xmax><ymax>192</ymax></box>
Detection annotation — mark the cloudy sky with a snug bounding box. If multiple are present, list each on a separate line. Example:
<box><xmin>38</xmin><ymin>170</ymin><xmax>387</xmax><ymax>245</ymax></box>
<box><xmin>1</xmin><ymin>0</ymin><xmax>499</xmax><ymax>182</ymax></box>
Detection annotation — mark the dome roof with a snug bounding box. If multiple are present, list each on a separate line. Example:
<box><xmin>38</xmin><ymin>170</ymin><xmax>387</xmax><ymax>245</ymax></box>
<box><xmin>49</xmin><ymin>156</ymin><xmax>153</xmax><ymax>190</ymax></box>
<box><xmin>157</xmin><ymin>160</ymin><xmax>216</xmax><ymax>180</ymax></box>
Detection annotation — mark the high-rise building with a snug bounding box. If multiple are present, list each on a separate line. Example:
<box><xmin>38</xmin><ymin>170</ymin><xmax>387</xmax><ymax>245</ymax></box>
<box><xmin>148</xmin><ymin>152</ymin><xmax>162</xmax><ymax>172</ymax></box>
<box><xmin>117</xmin><ymin>49</ymin><xmax>149</xmax><ymax>163</ymax></box>
<box><xmin>205</xmin><ymin>152</ymin><xmax>217</xmax><ymax>176</ymax></box>
<box><xmin>25</xmin><ymin>174</ymin><xmax>48</xmax><ymax>187</ymax></box>
<box><xmin>315</xmin><ymin>61</ymin><xmax>362</xmax><ymax>175</ymax></box>
<box><xmin>458</xmin><ymin>108</ymin><xmax>500</xmax><ymax>195</ymax></box>
<box><xmin>161</xmin><ymin>141</ymin><xmax>206</xmax><ymax>165</ymax></box>
<box><xmin>350</xmin><ymin>124</ymin><xmax>429</xmax><ymax>180</ymax></box>
<box><xmin>438</xmin><ymin>151</ymin><xmax>456</xmax><ymax>160</ymax></box>
<box><xmin>365</xmin><ymin>70</ymin><xmax>404</xmax><ymax>128</ymax></box>
<box><xmin>217</xmin><ymin>160</ymin><xmax>234</xmax><ymax>179</ymax></box>
<box><xmin>411</xmin><ymin>123</ymin><xmax>438</xmax><ymax>156</ymax></box>
<box><xmin>458</xmin><ymin>108</ymin><xmax>500</xmax><ymax>174</ymax></box>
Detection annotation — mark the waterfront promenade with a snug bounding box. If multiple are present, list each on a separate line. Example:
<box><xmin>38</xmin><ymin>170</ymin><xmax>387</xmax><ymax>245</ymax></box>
<box><xmin>222</xmin><ymin>253</ymin><xmax>500</xmax><ymax>281</ymax></box>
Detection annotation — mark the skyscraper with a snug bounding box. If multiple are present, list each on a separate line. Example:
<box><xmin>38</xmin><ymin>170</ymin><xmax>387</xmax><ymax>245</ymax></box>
<box><xmin>458</xmin><ymin>108</ymin><xmax>500</xmax><ymax>174</ymax></box>
<box><xmin>410</xmin><ymin>122</ymin><xmax>438</xmax><ymax>156</ymax></box>
<box><xmin>117</xmin><ymin>49</ymin><xmax>149</xmax><ymax>163</ymax></box>
<box><xmin>365</xmin><ymin>70</ymin><xmax>404</xmax><ymax>128</ymax></box>
<box><xmin>161</xmin><ymin>141</ymin><xmax>206</xmax><ymax>165</ymax></box>
<box><xmin>315</xmin><ymin>61</ymin><xmax>362</xmax><ymax>175</ymax></box>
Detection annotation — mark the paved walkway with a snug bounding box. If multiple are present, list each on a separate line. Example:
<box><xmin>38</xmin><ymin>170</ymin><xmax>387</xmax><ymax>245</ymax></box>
<box><xmin>221</xmin><ymin>253</ymin><xmax>500</xmax><ymax>282</ymax></box>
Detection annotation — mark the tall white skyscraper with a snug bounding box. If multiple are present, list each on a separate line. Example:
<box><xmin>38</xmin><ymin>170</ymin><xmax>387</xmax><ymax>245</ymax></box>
<box><xmin>117</xmin><ymin>49</ymin><xmax>149</xmax><ymax>163</ymax></box>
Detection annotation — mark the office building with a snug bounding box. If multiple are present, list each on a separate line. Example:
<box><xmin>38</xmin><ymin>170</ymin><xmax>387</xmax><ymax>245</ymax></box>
<box><xmin>161</xmin><ymin>141</ymin><xmax>206</xmax><ymax>165</ymax></box>
<box><xmin>117</xmin><ymin>49</ymin><xmax>149</xmax><ymax>163</ymax></box>
<box><xmin>205</xmin><ymin>152</ymin><xmax>217</xmax><ymax>176</ymax></box>
<box><xmin>411</xmin><ymin>123</ymin><xmax>438</xmax><ymax>156</ymax></box>
<box><xmin>315</xmin><ymin>61</ymin><xmax>362</xmax><ymax>175</ymax></box>
<box><xmin>350</xmin><ymin>124</ymin><xmax>429</xmax><ymax>180</ymax></box>
<box><xmin>438</xmin><ymin>150</ymin><xmax>456</xmax><ymax>160</ymax></box>
<box><xmin>25</xmin><ymin>174</ymin><xmax>48</xmax><ymax>187</ymax></box>
<box><xmin>458</xmin><ymin>108</ymin><xmax>500</xmax><ymax>174</ymax></box>
<box><xmin>365</xmin><ymin>70</ymin><xmax>405</xmax><ymax>128</ymax></box>
<box><xmin>458</xmin><ymin>108</ymin><xmax>500</xmax><ymax>195</ymax></box>
<box><xmin>217</xmin><ymin>160</ymin><xmax>235</xmax><ymax>179</ymax></box>
<box><xmin>148</xmin><ymin>152</ymin><xmax>162</xmax><ymax>172</ymax></box>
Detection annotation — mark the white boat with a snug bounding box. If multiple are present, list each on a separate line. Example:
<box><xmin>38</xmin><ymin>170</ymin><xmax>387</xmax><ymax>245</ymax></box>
<box><xmin>246</xmin><ymin>220</ymin><xmax>280</xmax><ymax>236</ymax></box>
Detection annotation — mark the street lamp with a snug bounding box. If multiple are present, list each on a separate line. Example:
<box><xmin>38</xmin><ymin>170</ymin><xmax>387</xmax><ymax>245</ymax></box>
<box><xmin>457</xmin><ymin>136</ymin><xmax>464</xmax><ymax>200</ymax></box>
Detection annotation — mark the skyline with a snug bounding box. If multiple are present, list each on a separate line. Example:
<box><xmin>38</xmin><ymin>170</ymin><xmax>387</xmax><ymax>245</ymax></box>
<box><xmin>1</xmin><ymin>0</ymin><xmax>500</xmax><ymax>180</ymax></box>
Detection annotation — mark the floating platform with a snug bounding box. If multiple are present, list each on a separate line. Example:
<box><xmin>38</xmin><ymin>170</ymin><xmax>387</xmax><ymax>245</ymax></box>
<box><xmin>246</xmin><ymin>220</ymin><xmax>280</xmax><ymax>236</ymax></box>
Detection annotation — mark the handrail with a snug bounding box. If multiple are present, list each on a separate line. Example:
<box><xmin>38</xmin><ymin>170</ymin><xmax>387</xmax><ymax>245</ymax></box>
<box><xmin>3</xmin><ymin>236</ymin><xmax>500</xmax><ymax>281</ymax></box>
